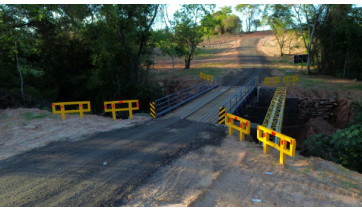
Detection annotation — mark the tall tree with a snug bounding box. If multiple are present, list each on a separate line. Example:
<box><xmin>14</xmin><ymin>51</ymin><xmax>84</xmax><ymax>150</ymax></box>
<box><xmin>315</xmin><ymin>5</ymin><xmax>362</xmax><ymax>79</ymax></box>
<box><xmin>263</xmin><ymin>4</ymin><xmax>294</xmax><ymax>56</ymax></box>
<box><xmin>235</xmin><ymin>4</ymin><xmax>261</xmax><ymax>33</ymax></box>
<box><xmin>291</xmin><ymin>4</ymin><xmax>328</xmax><ymax>75</ymax></box>
<box><xmin>173</xmin><ymin>4</ymin><xmax>215</xmax><ymax>69</ymax></box>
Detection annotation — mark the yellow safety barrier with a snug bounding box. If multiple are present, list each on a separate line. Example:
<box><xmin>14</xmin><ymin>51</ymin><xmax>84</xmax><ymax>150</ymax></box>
<box><xmin>225</xmin><ymin>113</ymin><xmax>251</xmax><ymax>141</ymax></box>
<box><xmin>207</xmin><ymin>75</ymin><xmax>214</xmax><ymax>83</ymax></box>
<box><xmin>200</xmin><ymin>72</ymin><xmax>206</xmax><ymax>79</ymax></box>
<box><xmin>256</xmin><ymin>125</ymin><xmax>296</xmax><ymax>165</ymax></box>
<box><xmin>200</xmin><ymin>72</ymin><xmax>214</xmax><ymax>83</ymax></box>
<box><xmin>104</xmin><ymin>100</ymin><xmax>139</xmax><ymax>120</ymax></box>
<box><xmin>52</xmin><ymin>101</ymin><xmax>91</xmax><ymax>119</ymax></box>
<box><xmin>264</xmin><ymin>77</ymin><xmax>281</xmax><ymax>86</ymax></box>
<box><xmin>283</xmin><ymin>75</ymin><xmax>298</xmax><ymax>86</ymax></box>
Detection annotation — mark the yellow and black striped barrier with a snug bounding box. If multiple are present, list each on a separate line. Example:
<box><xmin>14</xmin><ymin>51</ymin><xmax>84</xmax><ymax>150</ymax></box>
<box><xmin>218</xmin><ymin>107</ymin><xmax>226</xmax><ymax>124</ymax></box>
<box><xmin>150</xmin><ymin>102</ymin><xmax>156</xmax><ymax>118</ymax></box>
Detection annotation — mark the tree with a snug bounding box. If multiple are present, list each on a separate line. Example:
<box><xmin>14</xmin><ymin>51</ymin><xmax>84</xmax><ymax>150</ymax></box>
<box><xmin>235</xmin><ymin>4</ymin><xmax>261</xmax><ymax>33</ymax></box>
<box><xmin>263</xmin><ymin>5</ymin><xmax>294</xmax><ymax>57</ymax></box>
<box><xmin>315</xmin><ymin>5</ymin><xmax>362</xmax><ymax>79</ymax></box>
<box><xmin>0</xmin><ymin>4</ymin><xmax>163</xmax><ymax>111</ymax></box>
<box><xmin>173</xmin><ymin>4</ymin><xmax>215</xmax><ymax>69</ymax></box>
<box><xmin>153</xmin><ymin>29</ymin><xmax>180</xmax><ymax>71</ymax></box>
<box><xmin>252</xmin><ymin>19</ymin><xmax>261</xmax><ymax>31</ymax></box>
<box><xmin>291</xmin><ymin>4</ymin><xmax>328</xmax><ymax>75</ymax></box>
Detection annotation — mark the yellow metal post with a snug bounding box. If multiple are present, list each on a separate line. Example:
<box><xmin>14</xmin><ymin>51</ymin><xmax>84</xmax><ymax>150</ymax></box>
<box><xmin>239</xmin><ymin>124</ymin><xmax>244</xmax><ymax>141</ymax></box>
<box><xmin>229</xmin><ymin>117</ymin><xmax>233</xmax><ymax>136</ymax></box>
<box><xmin>280</xmin><ymin>139</ymin><xmax>287</xmax><ymax>165</ymax></box>
<box><xmin>112</xmin><ymin>104</ymin><xmax>116</xmax><ymax>120</ymax></box>
<box><xmin>263</xmin><ymin>132</ymin><xmax>269</xmax><ymax>153</ymax></box>
<box><xmin>79</xmin><ymin>104</ymin><xmax>84</xmax><ymax>118</ymax></box>
<box><xmin>60</xmin><ymin>105</ymin><xmax>65</xmax><ymax>120</ymax></box>
<box><xmin>129</xmin><ymin>102</ymin><xmax>133</xmax><ymax>119</ymax></box>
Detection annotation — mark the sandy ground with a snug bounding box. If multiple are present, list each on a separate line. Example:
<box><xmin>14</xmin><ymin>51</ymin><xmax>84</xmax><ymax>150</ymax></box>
<box><xmin>124</xmin><ymin>134</ymin><xmax>361</xmax><ymax>206</ymax></box>
<box><xmin>257</xmin><ymin>34</ymin><xmax>307</xmax><ymax>57</ymax></box>
<box><xmin>0</xmin><ymin>108</ymin><xmax>150</xmax><ymax>161</ymax></box>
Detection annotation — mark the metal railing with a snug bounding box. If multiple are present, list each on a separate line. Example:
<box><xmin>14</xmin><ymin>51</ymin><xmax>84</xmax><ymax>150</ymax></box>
<box><xmin>222</xmin><ymin>77</ymin><xmax>257</xmax><ymax>115</ymax></box>
<box><xmin>152</xmin><ymin>76</ymin><xmax>219</xmax><ymax>117</ymax></box>
<box><xmin>201</xmin><ymin>77</ymin><xmax>257</xmax><ymax>123</ymax></box>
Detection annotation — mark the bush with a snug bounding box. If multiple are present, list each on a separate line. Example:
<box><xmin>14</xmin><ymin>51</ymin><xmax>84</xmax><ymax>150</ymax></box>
<box><xmin>303</xmin><ymin>124</ymin><xmax>362</xmax><ymax>173</ymax></box>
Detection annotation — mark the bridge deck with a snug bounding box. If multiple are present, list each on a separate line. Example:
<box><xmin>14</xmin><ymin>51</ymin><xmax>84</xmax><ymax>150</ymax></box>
<box><xmin>164</xmin><ymin>86</ymin><xmax>240</xmax><ymax>123</ymax></box>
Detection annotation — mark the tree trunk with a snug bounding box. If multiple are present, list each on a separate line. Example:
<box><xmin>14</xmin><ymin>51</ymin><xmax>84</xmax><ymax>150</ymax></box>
<box><xmin>171</xmin><ymin>55</ymin><xmax>175</xmax><ymax>71</ymax></box>
<box><xmin>184</xmin><ymin>55</ymin><xmax>191</xmax><ymax>69</ymax></box>
<box><xmin>306</xmin><ymin>50</ymin><xmax>311</xmax><ymax>75</ymax></box>
<box><xmin>15</xmin><ymin>44</ymin><xmax>24</xmax><ymax>96</ymax></box>
<box><xmin>343</xmin><ymin>49</ymin><xmax>348</xmax><ymax>78</ymax></box>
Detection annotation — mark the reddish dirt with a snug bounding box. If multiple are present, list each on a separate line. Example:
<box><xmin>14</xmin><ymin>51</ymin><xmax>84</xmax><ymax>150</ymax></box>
<box><xmin>294</xmin><ymin>117</ymin><xmax>338</xmax><ymax>148</ymax></box>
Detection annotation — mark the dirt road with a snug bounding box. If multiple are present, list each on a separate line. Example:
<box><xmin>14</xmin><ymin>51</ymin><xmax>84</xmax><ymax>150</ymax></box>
<box><xmin>0</xmin><ymin>118</ymin><xmax>225</xmax><ymax>206</ymax></box>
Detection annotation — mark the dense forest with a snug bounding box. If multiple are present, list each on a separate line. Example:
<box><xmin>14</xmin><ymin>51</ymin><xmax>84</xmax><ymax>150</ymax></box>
<box><xmin>0</xmin><ymin>4</ymin><xmax>361</xmax><ymax>112</ymax></box>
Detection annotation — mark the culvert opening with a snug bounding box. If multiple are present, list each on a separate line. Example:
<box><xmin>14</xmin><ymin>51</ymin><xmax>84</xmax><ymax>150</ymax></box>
<box><xmin>235</xmin><ymin>87</ymin><xmax>351</xmax><ymax>151</ymax></box>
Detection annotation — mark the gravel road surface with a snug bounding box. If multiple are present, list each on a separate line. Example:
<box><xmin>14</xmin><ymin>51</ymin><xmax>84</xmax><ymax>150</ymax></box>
<box><xmin>0</xmin><ymin>118</ymin><xmax>225</xmax><ymax>206</ymax></box>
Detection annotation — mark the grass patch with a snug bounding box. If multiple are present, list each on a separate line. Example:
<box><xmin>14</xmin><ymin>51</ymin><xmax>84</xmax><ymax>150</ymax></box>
<box><xmin>1</xmin><ymin>113</ymin><xmax>9</xmax><ymax>120</ymax></box>
<box><xmin>173</xmin><ymin>67</ymin><xmax>226</xmax><ymax>78</ymax></box>
<box><xmin>23</xmin><ymin>112</ymin><xmax>49</xmax><ymax>120</ymax></box>
<box><xmin>347</xmin><ymin>83</ymin><xmax>362</xmax><ymax>91</ymax></box>
<box><xmin>196</xmin><ymin>48</ymin><xmax>228</xmax><ymax>59</ymax></box>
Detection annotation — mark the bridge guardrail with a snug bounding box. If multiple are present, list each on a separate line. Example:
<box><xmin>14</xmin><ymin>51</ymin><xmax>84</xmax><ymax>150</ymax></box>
<box><xmin>257</xmin><ymin>125</ymin><xmax>296</xmax><ymax>165</ymax></box>
<box><xmin>104</xmin><ymin>100</ymin><xmax>139</xmax><ymax>120</ymax></box>
<box><xmin>225</xmin><ymin>113</ymin><xmax>250</xmax><ymax>141</ymax></box>
<box><xmin>222</xmin><ymin>77</ymin><xmax>257</xmax><ymax>115</ymax></box>
<box><xmin>200</xmin><ymin>72</ymin><xmax>214</xmax><ymax>83</ymax></box>
<box><xmin>200</xmin><ymin>77</ymin><xmax>256</xmax><ymax>124</ymax></box>
<box><xmin>264</xmin><ymin>76</ymin><xmax>298</xmax><ymax>87</ymax></box>
<box><xmin>151</xmin><ymin>76</ymin><xmax>219</xmax><ymax>118</ymax></box>
<box><xmin>264</xmin><ymin>77</ymin><xmax>281</xmax><ymax>86</ymax></box>
<box><xmin>283</xmin><ymin>75</ymin><xmax>298</xmax><ymax>86</ymax></box>
<box><xmin>52</xmin><ymin>101</ymin><xmax>91</xmax><ymax>119</ymax></box>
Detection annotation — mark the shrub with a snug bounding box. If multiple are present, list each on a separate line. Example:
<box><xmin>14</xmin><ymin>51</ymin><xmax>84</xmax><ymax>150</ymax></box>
<box><xmin>303</xmin><ymin>124</ymin><xmax>362</xmax><ymax>173</ymax></box>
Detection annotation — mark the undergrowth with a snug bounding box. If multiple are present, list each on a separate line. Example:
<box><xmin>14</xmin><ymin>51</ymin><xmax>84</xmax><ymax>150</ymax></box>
<box><xmin>302</xmin><ymin>101</ymin><xmax>362</xmax><ymax>173</ymax></box>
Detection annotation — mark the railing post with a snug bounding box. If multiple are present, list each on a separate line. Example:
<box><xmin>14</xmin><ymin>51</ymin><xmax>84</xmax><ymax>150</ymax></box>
<box><xmin>112</xmin><ymin>103</ymin><xmax>116</xmax><ymax>120</ymax></box>
<box><xmin>129</xmin><ymin>102</ymin><xmax>133</xmax><ymax>119</ymax></box>
<box><xmin>263</xmin><ymin>132</ymin><xmax>269</xmax><ymax>154</ymax></box>
<box><xmin>79</xmin><ymin>104</ymin><xmax>84</xmax><ymax>118</ymax></box>
<box><xmin>60</xmin><ymin>105</ymin><xmax>65</xmax><ymax>120</ymax></box>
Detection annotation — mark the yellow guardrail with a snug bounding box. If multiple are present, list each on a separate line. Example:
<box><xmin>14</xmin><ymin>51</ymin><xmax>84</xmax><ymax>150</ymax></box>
<box><xmin>200</xmin><ymin>72</ymin><xmax>214</xmax><ymax>83</ymax></box>
<box><xmin>264</xmin><ymin>77</ymin><xmax>281</xmax><ymax>86</ymax></box>
<box><xmin>225</xmin><ymin>113</ymin><xmax>251</xmax><ymax>141</ymax></box>
<box><xmin>283</xmin><ymin>75</ymin><xmax>298</xmax><ymax>86</ymax></box>
<box><xmin>257</xmin><ymin>125</ymin><xmax>296</xmax><ymax>165</ymax></box>
<box><xmin>206</xmin><ymin>75</ymin><xmax>214</xmax><ymax>83</ymax></box>
<box><xmin>52</xmin><ymin>101</ymin><xmax>91</xmax><ymax>119</ymax></box>
<box><xmin>104</xmin><ymin>100</ymin><xmax>139</xmax><ymax>120</ymax></box>
<box><xmin>200</xmin><ymin>72</ymin><xmax>206</xmax><ymax>79</ymax></box>
<box><xmin>264</xmin><ymin>75</ymin><xmax>299</xmax><ymax>87</ymax></box>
